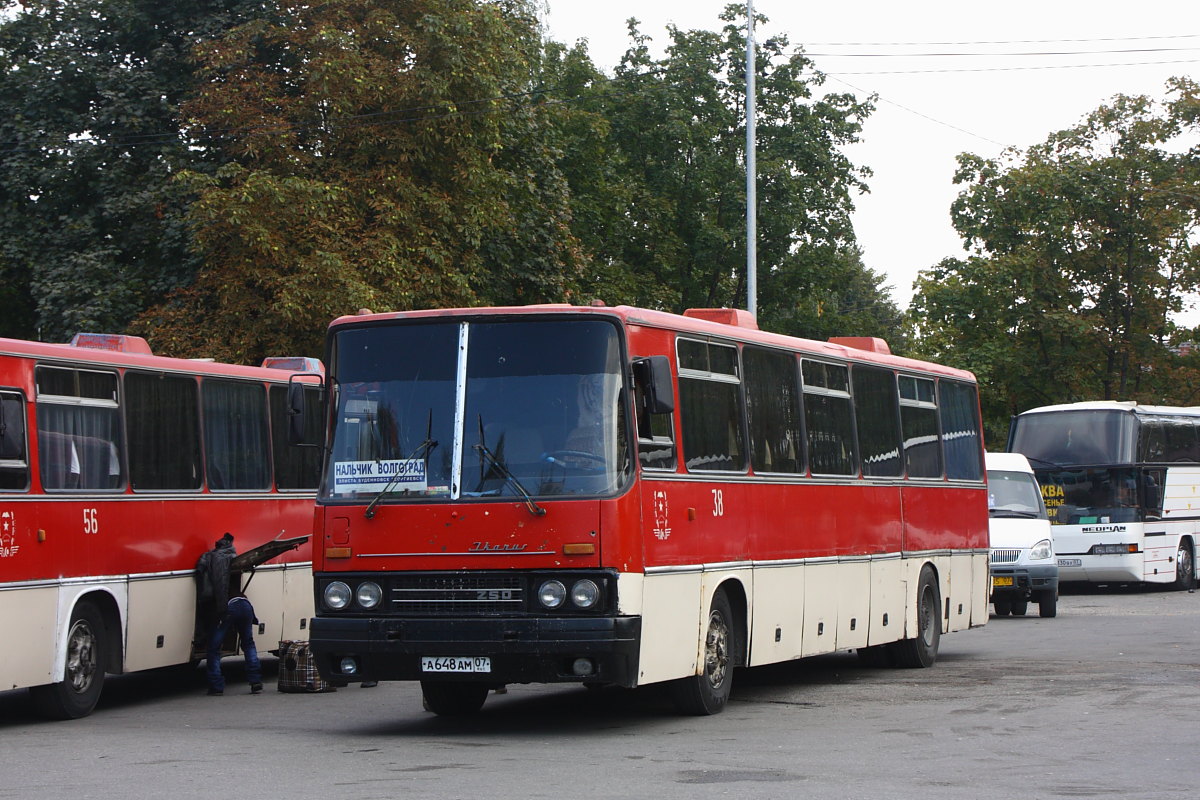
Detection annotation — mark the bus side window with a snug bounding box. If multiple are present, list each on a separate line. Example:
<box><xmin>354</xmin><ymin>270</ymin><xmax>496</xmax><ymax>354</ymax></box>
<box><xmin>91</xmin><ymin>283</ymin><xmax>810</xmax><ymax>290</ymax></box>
<box><xmin>0</xmin><ymin>391</ymin><xmax>30</xmax><ymax>491</ymax></box>
<box><xmin>1142</xmin><ymin>469</ymin><xmax>1164</xmax><ymax>519</ymax></box>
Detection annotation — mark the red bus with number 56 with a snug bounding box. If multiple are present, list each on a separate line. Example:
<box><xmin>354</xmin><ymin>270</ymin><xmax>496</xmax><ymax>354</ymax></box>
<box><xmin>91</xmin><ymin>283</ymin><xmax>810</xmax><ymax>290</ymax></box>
<box><xmin>0</xmin><ymin>333</ymin><xmax>322</xmax><ymax>718</ymax></box>
<box><xmin>301</xmin><ymin>304</ymin><xmax>990</xmax><ymax>715</ymax></box>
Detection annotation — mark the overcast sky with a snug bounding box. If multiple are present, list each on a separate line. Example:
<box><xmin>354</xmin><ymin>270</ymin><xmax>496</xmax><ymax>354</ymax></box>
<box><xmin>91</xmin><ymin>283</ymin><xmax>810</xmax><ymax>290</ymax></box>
<box><xmin>541</xmin><ymin>0</ymin><xmax>1196</xmax><ymax>312</ymax></box>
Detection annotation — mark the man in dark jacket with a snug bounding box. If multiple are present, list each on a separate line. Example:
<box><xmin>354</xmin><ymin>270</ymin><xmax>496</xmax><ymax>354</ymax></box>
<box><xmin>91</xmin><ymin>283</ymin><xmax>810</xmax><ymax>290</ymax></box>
<box><xmin>196</xmin><ymin>533</ymin><xmax>262</xmax><ymax>696</ymax></box>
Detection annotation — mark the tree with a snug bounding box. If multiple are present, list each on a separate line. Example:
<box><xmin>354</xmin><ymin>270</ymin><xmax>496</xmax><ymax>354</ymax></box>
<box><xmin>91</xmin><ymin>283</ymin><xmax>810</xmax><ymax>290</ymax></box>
<box><xmin>543</xmin><ymin>5</ymin><xmax>903</xmax><ymax>344</ymax></box>
<box><xmin>134</xmin><ymin>0</ymin><xmax>582</xmax><ymax>362</ymax></box>
<box><xmin>910</xmin><ymin>80</ymin><xmax>1200</xmax><ymax>440</ymax></box>
<box><xmin>0</xmin><ymin>0</ymin><xmax>269</xmax><ymax>342</ymax></box>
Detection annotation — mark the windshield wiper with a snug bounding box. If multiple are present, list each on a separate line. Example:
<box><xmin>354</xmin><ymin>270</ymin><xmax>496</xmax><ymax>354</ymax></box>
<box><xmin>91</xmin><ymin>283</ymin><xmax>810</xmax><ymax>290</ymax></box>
<box><xmin>1020</xmin><ymin>455</ymin><xmax>1066</xmax><ymax>470</ymax></box>
<box><xmin>364</xmin><ymin>411</ymin><xmax>438</xmax><ymax>520</ymax></box>
<box><xmin>989</xmin><ymin>509</ymin><xmax>1042</xmax><ymax>519</ymax></box>
<box><xmin>474</xmin><ymin>417</ymin><xmax>545</xmax><ymax>517</ymax></box>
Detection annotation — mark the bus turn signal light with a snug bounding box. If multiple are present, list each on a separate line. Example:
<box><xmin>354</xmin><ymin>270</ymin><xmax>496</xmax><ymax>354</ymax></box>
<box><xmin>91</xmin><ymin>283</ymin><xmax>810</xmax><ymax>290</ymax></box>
<box><xmin>325</xmin><ymin>547</ymin><xmax>352</xmax><ymax>559</ymax></box>
<box><xmin>563</xmin><ymin>543</ymin><xmax>595</xmax><ymax>556</ymax></box>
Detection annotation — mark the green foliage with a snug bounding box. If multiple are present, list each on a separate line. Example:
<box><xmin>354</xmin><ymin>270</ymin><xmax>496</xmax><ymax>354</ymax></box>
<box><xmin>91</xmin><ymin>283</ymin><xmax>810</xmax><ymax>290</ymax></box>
<box><xmin>911</xmin><ymin>80</ymin><xmax>1200</xmax><ymax>441</ymax></box>
<box><xmin>542</xmin><ymin>5</ymin><xmax>903</xmax><ymax>344</ymax></box>
<box><xmin>0</xmin><ymin>0</ymin><xmax>268</xmax><ymax>342</ymax></box>
<box><xmin>135</xmin><ymin>0</ymin><xmax>583</xmax><ymax>362</ymax></box>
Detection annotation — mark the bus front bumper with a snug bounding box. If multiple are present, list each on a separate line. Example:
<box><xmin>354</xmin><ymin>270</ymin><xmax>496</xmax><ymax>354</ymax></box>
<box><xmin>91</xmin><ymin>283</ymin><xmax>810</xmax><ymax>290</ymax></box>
<box><xmin>308</xmin><ymin>615</ymin><xmax>642</xmax><ymax>688</ymax></box>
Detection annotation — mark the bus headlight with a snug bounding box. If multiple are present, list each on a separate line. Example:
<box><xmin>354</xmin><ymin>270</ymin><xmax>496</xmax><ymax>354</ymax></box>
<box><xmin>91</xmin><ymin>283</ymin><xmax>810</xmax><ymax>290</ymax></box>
<box><xmin>324</xmin><ymin>581</ymin><xmax>352</xmax><ymax>610</ymax></box>
<box><xmin>356</xmin><ymin>581</ymin><xmax>383</xmax><ymax>609</ymax></box>
<box><xmin>538</xmin><ymin>580</ymin><xmax>566</xmax><ymax>609</ymax></box>
<box><xmin>1029</xmin><ymin>539</ymin><xmax>1053</xmax><ymax>560</ymax></box>
<box><xmin>571</xmin><ymin>579</ymin><xmax>600</xmax><ymax>609</ymax></box>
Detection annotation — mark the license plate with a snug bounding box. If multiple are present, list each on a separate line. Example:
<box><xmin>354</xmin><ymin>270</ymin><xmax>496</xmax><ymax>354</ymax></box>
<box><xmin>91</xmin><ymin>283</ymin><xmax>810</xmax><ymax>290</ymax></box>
<box><xmin>1058</xmin><ymin>558</ymin><xmax>1082</xmax><ymax>567</ymax></box>
<box><xmin>421</xmin><ymin>656</ymin><xmax>491</xmax><ymax>673</ymax></box>
<box><xmin>992</xmin><ymin>576</ymin><xmax>1013</xmax><ymax>587</ymax></box>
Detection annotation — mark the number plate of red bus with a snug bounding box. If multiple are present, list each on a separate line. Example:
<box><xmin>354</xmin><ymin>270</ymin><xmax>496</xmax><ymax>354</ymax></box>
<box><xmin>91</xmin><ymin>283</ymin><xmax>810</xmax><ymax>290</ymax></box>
<box><xmin>421</xmin><ymin>656</ymin><xmax>491</xmax><ymax>673</ymax></box>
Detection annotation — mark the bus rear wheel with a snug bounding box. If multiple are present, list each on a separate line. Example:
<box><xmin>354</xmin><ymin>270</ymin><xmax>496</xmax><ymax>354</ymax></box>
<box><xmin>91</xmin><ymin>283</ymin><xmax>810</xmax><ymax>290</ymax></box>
<box><xmin>670</xmin><ymin>589</ymin><xmax>735</xmax><ymax>715</ymax></box>
<box><xmin>420</xmin><ymin>681</ymin><xmax>489</xmax><ymax>716</ymax></box>
<box><xmin>30</xmin><ymin>601</ymin><xmax>106</xmax><ymax>719</ymax></box>
<box><xmin>889</xmin><ymin>566</ymin><xmax>941</xmax><ymax>668</ymax></box>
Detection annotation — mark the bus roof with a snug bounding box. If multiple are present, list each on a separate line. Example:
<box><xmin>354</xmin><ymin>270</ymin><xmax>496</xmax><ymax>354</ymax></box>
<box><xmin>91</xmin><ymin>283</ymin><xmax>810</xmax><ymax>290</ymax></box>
<box><xmin>0</xmin><ymin>335</ymin><xmax>318</xmax><ymax>381</ymax></box>
<box><xmin>1019</xmin><ymin>401</ymin><xmax>1200</xmax><ymax>418</ymax></box>
<box><xmin>329</xmin><ymin>304</ymin><xmax>978</xmax><ymax>383</ymax></box>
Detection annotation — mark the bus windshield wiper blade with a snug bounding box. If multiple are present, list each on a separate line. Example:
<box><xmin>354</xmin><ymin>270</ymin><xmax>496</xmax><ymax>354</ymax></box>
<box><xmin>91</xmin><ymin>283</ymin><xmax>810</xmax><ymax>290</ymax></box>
<box><xmin>364</xmin><ymin>410</ymin><xmax>439</xmax><ymax>520</ymax></box>
<box><xmin>473</xmin><ymin>441</ymin><xmax>546</xmax><ymax>517</ymax></box>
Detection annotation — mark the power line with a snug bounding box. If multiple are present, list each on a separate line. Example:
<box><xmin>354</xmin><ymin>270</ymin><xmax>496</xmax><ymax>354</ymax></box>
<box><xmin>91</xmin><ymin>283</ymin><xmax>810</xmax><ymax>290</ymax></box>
<box><xmin>807</xmin><ymin>46</ymin><xmax>1200</xmax><ymax>58</ymax></box>
<box><xmin>825</xmin><ymin>57</ymin><xmax>1200</xmax><ymax>75</ymax></box>
<box><xmin>806</xmin><ymin>34</ymin><xmax>1200</xmax><ymax>47</ymax></box>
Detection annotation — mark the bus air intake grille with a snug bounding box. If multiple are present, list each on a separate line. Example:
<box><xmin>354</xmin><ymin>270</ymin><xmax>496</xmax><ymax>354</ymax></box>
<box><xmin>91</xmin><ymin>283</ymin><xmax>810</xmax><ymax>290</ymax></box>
<box><xmin>389</xmin><ymin>574</ymin><xmax>525</xmax><ymax>615</ymax></box>
<box><xmin>990</xmin><ymin>549</ymin><xmax>1021</xmax><ymax>564</ymax></box>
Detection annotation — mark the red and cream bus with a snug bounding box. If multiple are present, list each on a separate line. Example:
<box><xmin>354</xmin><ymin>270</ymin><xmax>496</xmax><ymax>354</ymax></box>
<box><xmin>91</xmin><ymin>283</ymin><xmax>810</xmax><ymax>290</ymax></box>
<box><xmin>0</xmin><ymin>333</ymin><xmax>322</xmax><ymax>718</ymax></box>
<box><xmin>301</xmin><ymin>305</ymin><xmax>990</xmax><ymax>715</ymax></box>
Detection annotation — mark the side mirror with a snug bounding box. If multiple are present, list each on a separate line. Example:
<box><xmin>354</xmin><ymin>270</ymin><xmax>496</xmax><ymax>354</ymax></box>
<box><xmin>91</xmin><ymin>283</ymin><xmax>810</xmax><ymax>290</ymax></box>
<box><xmin>287</xmin><ymin>376</ymin><xmax>322</xmax><ymax>446</ymax></box>
<box><xmin>633</xmin><ymin>355</ymin><xmax>674</xmax><ymax>415</ymax></box>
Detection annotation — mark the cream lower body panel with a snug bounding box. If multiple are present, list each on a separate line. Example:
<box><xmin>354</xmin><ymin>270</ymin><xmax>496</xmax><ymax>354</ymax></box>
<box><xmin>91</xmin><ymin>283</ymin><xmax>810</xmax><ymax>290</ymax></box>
<box><xmin>636</xmin><ymin>551</ymin><xmax>986</xmax><ymax>685</ymax></box>
<box><xmin>1</xmin><ymin>563</ymin><xmax>313</xmax><ymax>693</ymax></box>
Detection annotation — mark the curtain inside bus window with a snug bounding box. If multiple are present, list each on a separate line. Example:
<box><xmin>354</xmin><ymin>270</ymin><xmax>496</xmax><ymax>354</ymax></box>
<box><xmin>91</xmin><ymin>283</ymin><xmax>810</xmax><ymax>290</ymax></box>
<box><xmin>899</xmin><ymin>376</ymin><xmax>941</xmax><ymax>478</ymax></box>
<box><xmin>126</xmin><ymin>372</ymin><xmax>201</xmax><ymax>490</ymax></box>
<box><xmin>801</xmin><ymin>360</ymin><xmax>855</xmax><ymax>476</ymax></box>
<box><xmin>271</xmin><ymin>385</ymin><xmax>323</xmax><ymax>490</ymax></box>
<box><xmin>0</xmin><ymin>391</ymin><xmax>29</xmax><ymax>490</ymax></box>
<box><xmin>852</xmin><ymin>366</ymin><xmax>902</xmax><ymax>477</ymax></box>
<box><xmin>463</xmin><ymin>319</ymin><xmax>628</xmax><ymax>495</ymax></box>
<box><xmin>35</xmin><ymin>368</ymin><xmax>123</xmax><ymax>491</ymax></box>
<box><xmin>940</xmin><ymin>382</ymin><xmax>983</xmax><ymax>481</ymax></box>
<box><xmin>678</xmin><ymin>341</ymin><xmax>745</xmax><ymax>473</ymax></box>
<box><xmin>203</xmin><ymin>380</ymin><xmax>270</xmax><ymax>490</ymax></box>
<box><xmin>744</xmin><ymin>347</ymin><xmax>803</xmax><ymax>474</ymax></box>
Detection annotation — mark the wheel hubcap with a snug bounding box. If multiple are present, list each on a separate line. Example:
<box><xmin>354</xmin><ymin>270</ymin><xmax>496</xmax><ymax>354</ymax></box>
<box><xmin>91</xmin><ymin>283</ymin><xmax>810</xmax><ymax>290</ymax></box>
<box><xmin>65</xmin><ymin>619</ymin><xmax>98</xmax><ymax>694</ymax></box>
<box><xmin>919</xmin><ymin>587</ymin><xmax>936</xmax><ymax>645</ymax></box>
<box><xmin>1179</xmin><ymin>546</ymin><xmax>1193</xmax><ymax>581</ymax></box>
<box><xmin>704</xmin><ymin>610</ymin><xmax>730</xmax><ymax>689</ymax></box>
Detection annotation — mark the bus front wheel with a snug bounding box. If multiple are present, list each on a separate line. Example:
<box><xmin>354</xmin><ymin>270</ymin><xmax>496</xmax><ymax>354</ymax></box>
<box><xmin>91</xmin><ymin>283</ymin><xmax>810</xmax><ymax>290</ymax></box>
<box><xmin>30</xmin><ymin>601</ymin><xmax>107</xmax><ymax>719</ymax></box>
<box><xmin>670</xmin><ymin>589</ymin><xmax>735</xmax><ymax>715</ymax></box>
<box><xmin>420</xmin><ymin>681</ymin><xmax>489</xmax><ymax>716</ymax></box>
<box><xmin>1174</xmin><ymin>541</ymin><xmax>1195</xmax><ymax>591</ymax></box>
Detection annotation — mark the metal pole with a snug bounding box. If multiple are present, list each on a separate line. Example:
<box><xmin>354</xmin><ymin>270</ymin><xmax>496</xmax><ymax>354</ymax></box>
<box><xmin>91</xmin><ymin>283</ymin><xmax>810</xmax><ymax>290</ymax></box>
<box><xmin>745</xmin><ymin>0</ymin><xmax>757</xmax><ymax>317</ymax></box>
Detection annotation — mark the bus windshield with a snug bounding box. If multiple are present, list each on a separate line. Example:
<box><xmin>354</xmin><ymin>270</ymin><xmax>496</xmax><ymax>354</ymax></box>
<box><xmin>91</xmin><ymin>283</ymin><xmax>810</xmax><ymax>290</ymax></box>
<box><xmin>1034</xmin><ymin>466</ymin><xmax>1160</xmax><ymax>524</ymax></box>
<box><xmin>324</xmin><ymin>317</ymin><xmax>629</xmax><ymax>503</ymax></box>
<box><xmin>1010</xmin><ymin>409</ymin><xmax>1135</xmax><ymax>466</ymax></box>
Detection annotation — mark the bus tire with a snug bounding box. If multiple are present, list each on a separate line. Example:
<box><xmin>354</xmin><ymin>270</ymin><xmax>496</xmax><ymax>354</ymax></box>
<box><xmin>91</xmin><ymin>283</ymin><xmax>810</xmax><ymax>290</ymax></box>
<box><xmin>30</xmin><ymin>601</ymin><xmax>107</xmax><ymax>719</ymax></box>
<box><xmin>1011</xmin><ymin>599</ymin><xmax>1028</xmax><ymax>616</ymax></box>
<box><xmin>890</xmin><ymin>566</ymin><xmax>940</xmax><ymax>669</ymax></box>
<box><xmin>670</xmin><ymin>589</ymin><xmax>734</xmax><ymax>715</ymax></box>
<box><xmin>1173</xmin><ymin>540</ymin><xmax>1195</xmax><ymax>591</ymax></box>
<box><xmin>993</xmin><ymin>599</ymin><xmax>1012</xmax><ymax>616</ymax></box>
<box><xmin>420</xmin><ymin>681</ymin><xmax>489</xmax><ymax>716</ymax></box>
<box><xmin>1038</xmin><ymin>591</ymin><xmax>1057</xmax><ymax>618</ymax></box>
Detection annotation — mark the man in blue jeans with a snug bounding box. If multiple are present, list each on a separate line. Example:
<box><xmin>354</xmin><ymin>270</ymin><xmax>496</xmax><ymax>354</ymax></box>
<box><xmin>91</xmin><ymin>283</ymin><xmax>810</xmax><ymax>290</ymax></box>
<box><xmin>206</xmin><ymin>591</ymin><xmax>263</xmax><ymax>696</ymax></box>
<box><xmin>197</xmin><ymin>533</ymin><xmax>262</xmax><ymax>696</ymax></box>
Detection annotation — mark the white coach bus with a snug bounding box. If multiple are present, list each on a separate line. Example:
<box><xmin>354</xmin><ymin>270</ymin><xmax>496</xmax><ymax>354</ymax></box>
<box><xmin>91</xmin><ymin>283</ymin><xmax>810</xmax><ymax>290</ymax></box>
<box><xmin>1008</xmin><ymin>401</ymin><xmax>1198</xmax><ymax>589</ymax></box>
